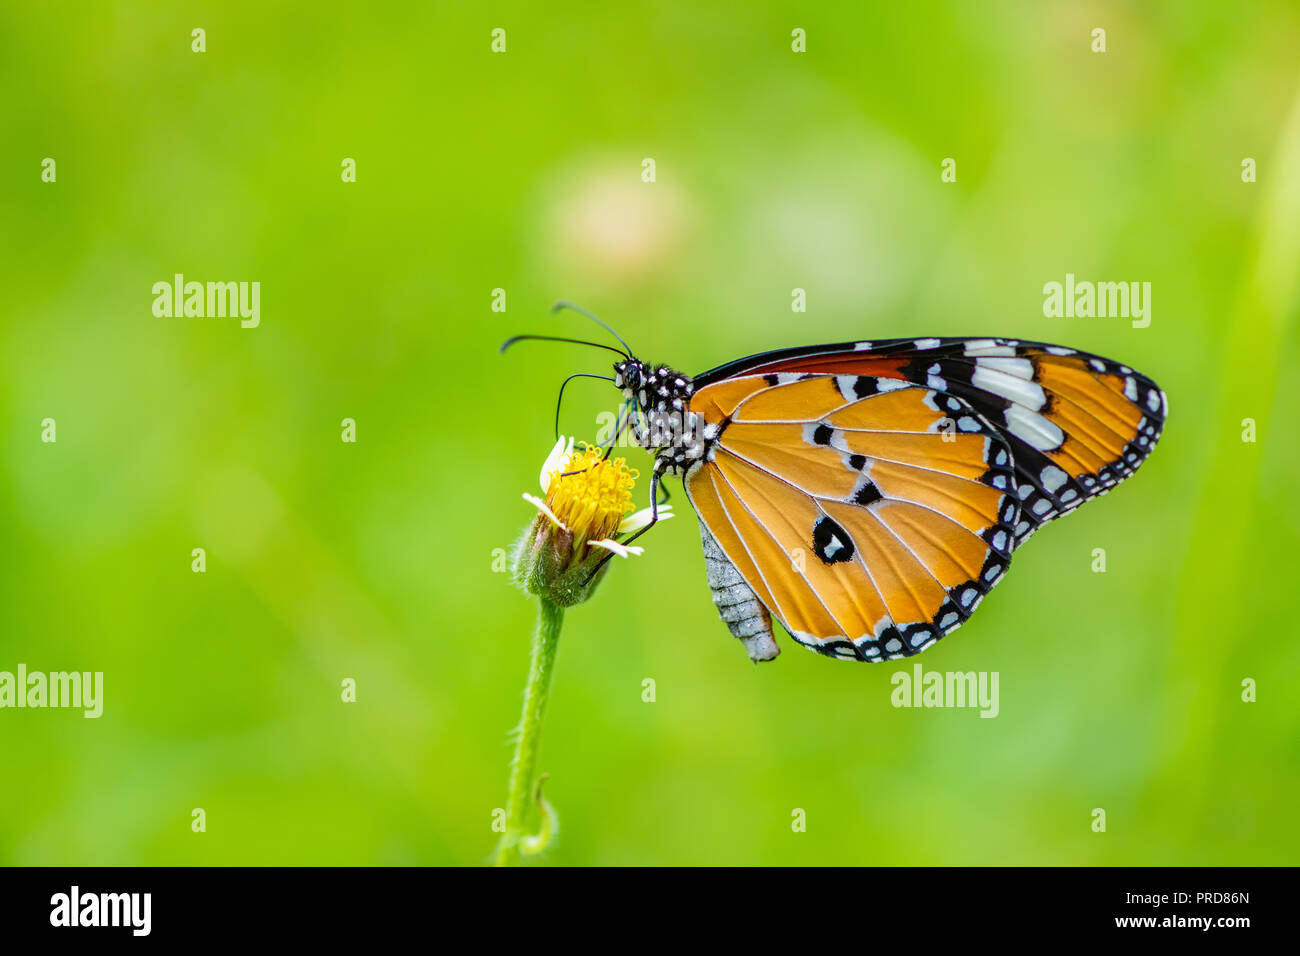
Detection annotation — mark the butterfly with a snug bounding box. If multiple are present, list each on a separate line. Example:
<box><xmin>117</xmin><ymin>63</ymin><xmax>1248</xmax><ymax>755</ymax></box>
<box><xmin>507</xmin><ymin>304</ymin><xmax>1167</xmax><ymax>663</ymax></box>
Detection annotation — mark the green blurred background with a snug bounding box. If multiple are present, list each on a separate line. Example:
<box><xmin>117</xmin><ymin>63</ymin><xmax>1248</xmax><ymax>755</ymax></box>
<box><xmin>2</xmin><ymin>1</ymin><xmax>1298</xmax><ymax>866</ymax></box>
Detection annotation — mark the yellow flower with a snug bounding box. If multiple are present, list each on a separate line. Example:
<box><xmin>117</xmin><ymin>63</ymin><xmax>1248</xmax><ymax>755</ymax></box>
<box><xmin>543</xmin><ymin>443</ymin><xmax>635</xmax><ymax>541</ymax></box>
<box><xmin>515</xmin><ymin>437</ymin><xmax>672</xmax><ymax>603</ymax></box>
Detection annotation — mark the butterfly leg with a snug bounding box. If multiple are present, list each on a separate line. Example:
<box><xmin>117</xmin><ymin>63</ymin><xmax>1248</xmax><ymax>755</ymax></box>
<box><xmin>657</xmin><ymin>480</ymin><xmax>671</xmax><ymax>506</ymax></box>
<box><xmin>615</xmin><ymin>462</ymin><xmax>665</xmax><ymax>551</ymax></box>
<box><xmin>582</xmin><ymin>461</ymin><xmax>665</xmax><ymax>584</ymax></box>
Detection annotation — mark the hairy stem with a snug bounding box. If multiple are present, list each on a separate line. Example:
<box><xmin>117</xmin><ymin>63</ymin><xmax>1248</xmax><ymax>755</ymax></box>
<box><xmin>494</xmin><ymin>598</ymin><xmax>563</xmax><ymax>866</ymax></box>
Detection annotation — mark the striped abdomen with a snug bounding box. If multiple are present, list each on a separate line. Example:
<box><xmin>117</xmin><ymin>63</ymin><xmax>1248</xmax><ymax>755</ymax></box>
<box><xmin>699</xmin><ymin>522</ymin><xmax>779</xmax><ymax>662</ymax></box>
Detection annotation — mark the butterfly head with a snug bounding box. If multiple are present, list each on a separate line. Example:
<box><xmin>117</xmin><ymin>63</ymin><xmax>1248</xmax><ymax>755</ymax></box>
<box><xmin>613</xmin><ymin>358</ymin><xmax>694</xmax><ymax>421</ymax></box>
<box><xmin>497</xmin><ymin>301</ymin><xmax>715</xmax><ymax>471</ymax></box>
<box><xmin>613</xmin><ymin>358</ymin><xmax>713</xmax><ymax>469</ymax></box>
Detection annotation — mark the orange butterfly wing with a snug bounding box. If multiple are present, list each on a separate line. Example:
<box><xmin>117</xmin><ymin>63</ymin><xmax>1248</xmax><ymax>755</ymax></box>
<box><xmin>723</xmin><ymin>337</ymin><xmax>1168</xmax><ymax>545</ymax></box>
<box><xmin>682</xmin><ymin>337</ymin><xmax>1166</xmax><ymax>661</ymax></box>
<box><xmin>684</xmin><ymin>375</ymin><xmax>1018</xmax><ymax>661</ymax></box>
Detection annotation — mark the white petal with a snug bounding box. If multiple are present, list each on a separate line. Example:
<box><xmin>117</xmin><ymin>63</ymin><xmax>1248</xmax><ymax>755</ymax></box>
<box><xmin>589</xmin><ymin>538</ymin><xmax>644</xmax><ymax>558</ymax></box>
<box><xmin>618</xmin><ymin>504</ymin><xmax>673</xmax><ymax>534</ymax></box>
<box><xmin>522</xmin><ymin>492</ymin><xmax>566</xmax><ymax>530</ymax></box>
<box><xmin>539</xmin><ymin>436</ymin><xmax>574</xmax><ymax>493</ymax></box>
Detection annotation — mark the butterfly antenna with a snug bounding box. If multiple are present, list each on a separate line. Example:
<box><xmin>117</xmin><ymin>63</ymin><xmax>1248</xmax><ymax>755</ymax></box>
<box><xmin>499</xmin><ymin>334</ymin><xmax>629</xmax><ymax>359</ymax></box>
<box><xmin>554</xmin><ymin>372</ymin><xmax>615</xmax><ymax>438</ymax></box>
<box><xmin>550</xmin><ymin>301</ymin><xmax>636</xmax><ymax>358</ymax></box>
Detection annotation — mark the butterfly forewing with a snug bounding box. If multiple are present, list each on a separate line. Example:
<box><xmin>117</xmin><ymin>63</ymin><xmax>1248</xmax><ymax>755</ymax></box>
<box><xmin>694</xmin><ymin>336</ymin><xmax>1168</xmax><ymax>547</ymax></box>
<box><xmin>684</xmin><ymin>376</ymin><xmax>1019</xmax><ymax>661</ymax></box>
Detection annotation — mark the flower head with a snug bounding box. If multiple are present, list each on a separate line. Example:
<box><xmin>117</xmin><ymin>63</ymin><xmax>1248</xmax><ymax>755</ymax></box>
<box><xmin>515</xmin><ymin>437</ymin><xmax>672</xmax><ymax>605</ymax></box>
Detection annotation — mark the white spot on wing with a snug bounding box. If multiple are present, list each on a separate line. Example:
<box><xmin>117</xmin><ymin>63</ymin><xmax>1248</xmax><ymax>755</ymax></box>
<box><xmin>1004</xmin><ymin>404</ymin><xmax>1065</xmax><ymax>451</ymax></box>
<box><xmin>975</xmin><ymin>356</ymin><xmax>1034</xmax><ymax>380</ymax></box>
<box><xmin>963</xmin><ymin>339</ymin><xmax>1014</xmax><ymax>357</ymax></box>
<box><xmin>835</xmin><ymin>375</ymin><xmax>860</xmax><ymax>402</ymax></box>
<box><xmin>1040</xmin><ymin>464</ymin><xmax>1068</xmax><ymax>493</ymax></box>
<box><xmin>972</xmin><ymin>365</ymin><xmax>1047</xmax><ymax>410</ymax></box>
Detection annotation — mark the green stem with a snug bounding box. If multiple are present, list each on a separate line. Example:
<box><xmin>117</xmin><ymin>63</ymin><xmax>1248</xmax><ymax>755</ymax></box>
<box><xmin>494</xmin><ymin>598</ymin><xmax>563</xmax><ymax>866</ymax></box>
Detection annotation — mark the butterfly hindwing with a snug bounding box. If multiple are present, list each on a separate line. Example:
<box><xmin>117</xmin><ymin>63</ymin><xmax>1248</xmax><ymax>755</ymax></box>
<box><xmin>684</xmin><ymin>375</ymin><xmax>1019</xmax><ymax>661</ymax></box>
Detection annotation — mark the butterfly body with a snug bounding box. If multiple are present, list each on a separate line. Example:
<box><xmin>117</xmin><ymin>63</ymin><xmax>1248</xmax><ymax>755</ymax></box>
<box><xmin>612</xmin><ymin>335</ymin><xmax>1167</xmax><ymax>664</ymax></box>
<box><xmin>613</xmin><ymin>359</ymin><xmax>713</xmax><ymax>474</ymax></box>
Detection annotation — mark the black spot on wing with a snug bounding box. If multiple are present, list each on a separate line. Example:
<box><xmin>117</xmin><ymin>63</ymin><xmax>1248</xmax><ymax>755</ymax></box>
<box><xmin>848</xmin><ymin>376</ymin><xmax>878</xmax><ymax>399</ymax></box>
<box><xmin>852</xmin><ymin>481</ymin><xmax>883</xmax><ymax>505</ymax></box>
<box><xmin>811</xmin><ymin>516</ymin><xmax>854</xmax><ymax>564</ymax></box>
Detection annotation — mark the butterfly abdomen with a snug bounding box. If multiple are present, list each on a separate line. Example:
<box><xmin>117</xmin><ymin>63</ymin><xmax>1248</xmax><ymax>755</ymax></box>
<box><xmin>699</xmin><ymin>521</ymin><xmax>779</xmax><ymax>662</ymax></box>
